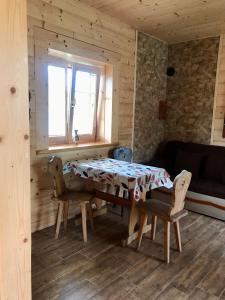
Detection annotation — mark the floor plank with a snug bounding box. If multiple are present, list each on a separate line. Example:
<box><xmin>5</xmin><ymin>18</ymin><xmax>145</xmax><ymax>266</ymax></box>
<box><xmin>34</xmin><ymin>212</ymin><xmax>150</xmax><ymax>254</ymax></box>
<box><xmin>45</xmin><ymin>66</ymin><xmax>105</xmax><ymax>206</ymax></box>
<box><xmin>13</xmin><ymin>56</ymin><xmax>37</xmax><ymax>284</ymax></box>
<box><xmin>32</xmin><ymin>210</ymin><xmax>225</xmax><ymax>300</ymax></box>
<box><xmin>156</xmin><ymin>285</ymin><xmax>189</xmax><ymax>300</ymax></box>
<box><xmin>198</xmin><ymin>256</ymin><xmax>225</xmax><ymax>297</ymax></box>
<box><xmin>90</xmin><ymin>277</ymin><xmax>135</xmax><ymax>300</ymax></box>
<box><xmin>189</xmin><ymin>287</ymin><xmax>218</xmax><ymax>300</ymax></box>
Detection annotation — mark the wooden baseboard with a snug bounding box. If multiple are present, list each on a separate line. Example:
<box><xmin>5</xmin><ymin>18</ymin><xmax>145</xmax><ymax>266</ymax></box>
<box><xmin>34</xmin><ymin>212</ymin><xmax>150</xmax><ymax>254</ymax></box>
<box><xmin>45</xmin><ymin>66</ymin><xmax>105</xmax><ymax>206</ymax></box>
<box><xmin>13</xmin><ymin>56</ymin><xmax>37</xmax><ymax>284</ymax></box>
<box><xmin>155</xmin><ymin>189</ymin><xmax>225</xmax><ymax>212</ymax></box>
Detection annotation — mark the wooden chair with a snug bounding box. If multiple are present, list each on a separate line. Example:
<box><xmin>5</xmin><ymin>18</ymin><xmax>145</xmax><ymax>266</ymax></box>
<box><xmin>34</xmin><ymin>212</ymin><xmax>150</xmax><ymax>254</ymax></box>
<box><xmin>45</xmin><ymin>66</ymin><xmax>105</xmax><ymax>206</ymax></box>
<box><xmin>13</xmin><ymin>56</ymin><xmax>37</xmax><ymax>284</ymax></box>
<box><xmin>136</xmin><ymin>170</ymin><xmax>192</xmax><ymax>263</ymax></box>
<box><xmin>48</xmin><ymin>156</ymin><xmax>95</xmax><ymax>241</ymax></box>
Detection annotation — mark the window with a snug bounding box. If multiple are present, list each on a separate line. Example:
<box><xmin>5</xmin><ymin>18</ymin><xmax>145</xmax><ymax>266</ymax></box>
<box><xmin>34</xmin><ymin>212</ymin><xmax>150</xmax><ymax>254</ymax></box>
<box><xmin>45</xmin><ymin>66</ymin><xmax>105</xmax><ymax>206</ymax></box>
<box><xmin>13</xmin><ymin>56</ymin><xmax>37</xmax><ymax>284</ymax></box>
<box><xmin>34</xmin><ymin>29</ymin><xmax>119</xmax><ymax>151</ymax></box>
<box><xmin>48</xmin><ymin>57</ymin><xmax>102</xmax><ymax>145</ymax></box>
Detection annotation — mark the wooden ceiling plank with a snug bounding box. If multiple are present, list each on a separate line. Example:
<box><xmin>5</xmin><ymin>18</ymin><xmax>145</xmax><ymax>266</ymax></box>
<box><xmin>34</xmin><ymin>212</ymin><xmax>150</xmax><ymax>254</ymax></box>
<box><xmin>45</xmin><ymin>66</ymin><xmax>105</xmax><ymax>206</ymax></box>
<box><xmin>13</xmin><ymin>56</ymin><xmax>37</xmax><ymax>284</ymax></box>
<box><xmin>82</xmin><ymin>0</ymin><xmax>225</xmax><ymax>43</ymax></box>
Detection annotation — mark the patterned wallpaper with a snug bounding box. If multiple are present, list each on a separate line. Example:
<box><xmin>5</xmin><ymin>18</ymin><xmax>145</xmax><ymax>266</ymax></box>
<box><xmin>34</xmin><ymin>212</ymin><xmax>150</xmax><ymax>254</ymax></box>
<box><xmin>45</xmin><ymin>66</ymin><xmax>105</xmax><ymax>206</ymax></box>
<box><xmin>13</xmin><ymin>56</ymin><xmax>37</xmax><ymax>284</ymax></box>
<box><xmin>165</xmin><ymin>37</ymin><xmax>220</xmax><ymax>144</ymax></box>
<box><xmin>133</xmin><ymin>35</ymin><xmax>219</xmax><ymax>163</ymax></box>
<box><xmin>133</xmin><ymin>32</ymin><xmax>168</xmax><ymax>162</ymax></box>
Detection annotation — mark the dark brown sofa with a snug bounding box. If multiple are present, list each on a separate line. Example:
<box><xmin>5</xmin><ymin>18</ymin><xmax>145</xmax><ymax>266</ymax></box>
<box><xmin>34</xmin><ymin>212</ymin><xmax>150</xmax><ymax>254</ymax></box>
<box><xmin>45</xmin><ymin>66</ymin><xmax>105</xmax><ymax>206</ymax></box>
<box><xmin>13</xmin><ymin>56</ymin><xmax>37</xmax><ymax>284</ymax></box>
<box><xmin>145</xmin><ymin>141</ymin><xmax>225</xmax><ymax>220</ymax></box>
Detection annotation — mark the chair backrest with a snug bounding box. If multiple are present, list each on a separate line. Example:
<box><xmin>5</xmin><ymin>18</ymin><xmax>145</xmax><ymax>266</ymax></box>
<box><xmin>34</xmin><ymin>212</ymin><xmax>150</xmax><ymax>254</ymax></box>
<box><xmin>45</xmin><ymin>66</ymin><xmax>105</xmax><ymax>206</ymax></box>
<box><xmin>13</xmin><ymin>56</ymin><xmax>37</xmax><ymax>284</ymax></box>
<box><xmin>113</xmin><ymin>147</ymin><xmax>133</xmax><ymax>163</ymax></box>
<box><xmin>48</xmin><ymin>156</ymin><xmax>66</xmax><ymax>197</ymax></box>
<box><xmin>170</xmin><ymin>170</ymin><xmax>192</xmax><ymax>216</ymax></box>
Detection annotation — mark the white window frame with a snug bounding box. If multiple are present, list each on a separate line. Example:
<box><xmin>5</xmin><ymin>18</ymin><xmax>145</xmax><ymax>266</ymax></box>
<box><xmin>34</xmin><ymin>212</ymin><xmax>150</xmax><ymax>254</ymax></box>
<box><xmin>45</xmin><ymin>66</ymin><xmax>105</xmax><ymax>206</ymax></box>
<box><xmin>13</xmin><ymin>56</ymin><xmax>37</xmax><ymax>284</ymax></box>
<box><xmin>47</xmin><ymin>56</ymin><xmax>102</xmax><ymax>146</ymax></box>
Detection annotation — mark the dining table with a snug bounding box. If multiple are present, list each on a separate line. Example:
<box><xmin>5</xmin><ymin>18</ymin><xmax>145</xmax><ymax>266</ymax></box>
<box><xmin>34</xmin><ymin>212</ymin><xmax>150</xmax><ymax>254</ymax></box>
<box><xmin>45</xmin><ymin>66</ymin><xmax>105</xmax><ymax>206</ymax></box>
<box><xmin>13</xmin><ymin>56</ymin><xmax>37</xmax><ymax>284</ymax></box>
<box><xmin>64</xmin><ymin>157</ymin><xmax>173</xmax><ymax>246</ymax></box>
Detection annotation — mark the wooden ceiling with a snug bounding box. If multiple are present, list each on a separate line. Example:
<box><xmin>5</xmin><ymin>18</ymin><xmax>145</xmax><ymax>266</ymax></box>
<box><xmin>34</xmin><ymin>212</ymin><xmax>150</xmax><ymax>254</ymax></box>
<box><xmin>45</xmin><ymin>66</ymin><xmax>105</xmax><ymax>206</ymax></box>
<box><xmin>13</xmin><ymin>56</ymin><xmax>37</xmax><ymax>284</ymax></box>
<box><xmin>82</xmin><ymin>0</ymin><xmax>225</xmax><ymax>43</ymax></box>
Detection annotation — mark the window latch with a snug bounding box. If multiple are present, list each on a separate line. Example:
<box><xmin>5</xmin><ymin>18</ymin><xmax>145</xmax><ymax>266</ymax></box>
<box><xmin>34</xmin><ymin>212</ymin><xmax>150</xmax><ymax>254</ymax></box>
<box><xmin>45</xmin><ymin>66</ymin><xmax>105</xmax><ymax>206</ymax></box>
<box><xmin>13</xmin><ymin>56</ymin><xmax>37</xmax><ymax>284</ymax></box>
<box><xmin>71</xmin><ymin>97</ymin><xmax>76</xmax><ymax>109</ymax></box>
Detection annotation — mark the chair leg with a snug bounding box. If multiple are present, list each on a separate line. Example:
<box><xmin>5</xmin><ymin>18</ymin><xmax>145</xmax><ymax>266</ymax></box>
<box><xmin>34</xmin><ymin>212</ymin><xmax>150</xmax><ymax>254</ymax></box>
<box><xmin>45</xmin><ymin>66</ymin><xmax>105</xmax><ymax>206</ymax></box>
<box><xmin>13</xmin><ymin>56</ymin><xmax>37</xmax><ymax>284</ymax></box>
<box><xmin>137</xmin><ymin>212</ymin><xmax>147</xmax><ymax>250</ymax></box>
<box><xmin>174</xmin><ymin>221</ymin><xmax>182</xmax><ymax>252</ymax></box>
<box><xmin>164</xmin><ymin>221</ymin><xmax>171</xmax><ymax>264</ymax></box>
<box><xmin>121</xmin><ymin>206</ymin><xmax>124</xmax><ymax>217</ymax></box>
<box><xmin>151</xmin><ymin>215</ymin><xmax>157</xmax><ymax>240</ymax></box>
<box><xmin>88</xmin><ymin>200</ymin><xmax>94</xmax><ymax>231</ymax></box>
<box><xmin>55</xmin><ymin>201</ymin><xmax>64</xmax><ymax>239</ymax></box>
<box><xmin>80</xmin><ymin>202</ymin><xmax>87</xmax><ymax>242</ymax></box>
<box><xmin>63</xmin><ymin>200</ymin><xmax>69</xmax><ymax>231</ymax></box>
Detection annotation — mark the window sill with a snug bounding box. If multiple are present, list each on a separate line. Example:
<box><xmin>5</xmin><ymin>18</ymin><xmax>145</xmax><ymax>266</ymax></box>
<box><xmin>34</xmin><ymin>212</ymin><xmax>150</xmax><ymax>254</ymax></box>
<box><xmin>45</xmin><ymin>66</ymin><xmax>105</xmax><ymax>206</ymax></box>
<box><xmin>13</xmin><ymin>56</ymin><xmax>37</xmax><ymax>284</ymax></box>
<box><xmin>36</xmin><ymin>142</ymin><xmax>118</xmax><ymax>155</ymax></box>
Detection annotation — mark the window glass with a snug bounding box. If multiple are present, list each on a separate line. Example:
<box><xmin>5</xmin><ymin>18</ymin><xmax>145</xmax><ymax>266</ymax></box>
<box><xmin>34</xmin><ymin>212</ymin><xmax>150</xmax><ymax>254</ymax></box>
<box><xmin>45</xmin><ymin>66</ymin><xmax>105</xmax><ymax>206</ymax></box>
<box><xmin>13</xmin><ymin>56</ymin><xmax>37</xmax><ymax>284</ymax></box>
<box><xmin>66</xmin><ymin>66</ymin><xmax>73</xmax><ymax>128</ymax></box>
<box><xmin>72</xmin><ymin>70</ymin><xmax>97</xmax><ymax>135</ymax></box>
<box><xmin>48</xmin><ymin>65</ymin><xmax>66</xmax><ymax>137</ymax></box>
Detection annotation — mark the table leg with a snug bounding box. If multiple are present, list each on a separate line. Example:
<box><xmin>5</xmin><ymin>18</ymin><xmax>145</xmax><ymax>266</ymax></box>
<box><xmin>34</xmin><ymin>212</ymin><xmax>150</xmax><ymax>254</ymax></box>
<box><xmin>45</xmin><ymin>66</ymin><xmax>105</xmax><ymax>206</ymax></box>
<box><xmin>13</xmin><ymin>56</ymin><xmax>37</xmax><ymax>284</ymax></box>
<box><xmin>128</xmin><ymin>197</ymin><xmax>139</xmax><ymax>236</ymax></box>
<box><xmin>122</xmin><ymin>189</ymin><xmax>151</xmax><ymax>247</ymax></box>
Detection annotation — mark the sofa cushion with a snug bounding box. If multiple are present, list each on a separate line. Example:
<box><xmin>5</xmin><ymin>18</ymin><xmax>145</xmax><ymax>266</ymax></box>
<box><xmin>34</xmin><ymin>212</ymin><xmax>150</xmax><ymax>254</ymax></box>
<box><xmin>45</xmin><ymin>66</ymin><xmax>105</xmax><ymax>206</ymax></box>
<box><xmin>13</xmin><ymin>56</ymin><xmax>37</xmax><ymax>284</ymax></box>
<box><xmin>203</xmin><ymin>155</ymin><xmax>225</xmax><ymax>183</ymax></box>
<box><xmin>174</xmin><ymin>150</ymin><xmax>203</xmax><ymax>179</ymax></box>
<box><xmin>189</xmin><ymin>179</ymin><xmax>225</xmax><ymax>199</ymax></box>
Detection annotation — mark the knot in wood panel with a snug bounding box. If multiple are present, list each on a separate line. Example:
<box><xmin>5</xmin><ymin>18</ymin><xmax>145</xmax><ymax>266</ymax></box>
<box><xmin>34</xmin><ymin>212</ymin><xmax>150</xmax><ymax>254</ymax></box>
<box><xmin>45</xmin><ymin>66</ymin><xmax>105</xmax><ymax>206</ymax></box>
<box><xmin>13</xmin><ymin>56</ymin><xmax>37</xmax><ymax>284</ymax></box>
<box><xmin>10</xmin><ymin>86</ymin><xmax>16</xmax><ymax>94</ymax></box>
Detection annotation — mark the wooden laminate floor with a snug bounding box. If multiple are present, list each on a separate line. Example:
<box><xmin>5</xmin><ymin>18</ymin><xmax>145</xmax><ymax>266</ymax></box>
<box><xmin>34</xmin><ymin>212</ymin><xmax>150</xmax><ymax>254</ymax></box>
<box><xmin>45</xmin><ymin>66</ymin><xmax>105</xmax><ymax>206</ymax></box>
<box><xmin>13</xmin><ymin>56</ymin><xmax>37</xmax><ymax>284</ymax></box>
<box><xmin>32</xmin><ymin>209</ymin><xmax>225</xmax><ymax>300</ymax></box>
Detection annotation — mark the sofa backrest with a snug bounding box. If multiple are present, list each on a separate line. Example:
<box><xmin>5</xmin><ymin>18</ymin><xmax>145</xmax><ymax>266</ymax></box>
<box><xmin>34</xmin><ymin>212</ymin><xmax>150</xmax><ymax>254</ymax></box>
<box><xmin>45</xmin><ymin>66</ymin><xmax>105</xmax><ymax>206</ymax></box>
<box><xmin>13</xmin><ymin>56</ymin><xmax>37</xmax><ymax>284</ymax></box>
<box><xmin>157</xmin><ymin>141</ymin><xmax>225</xmax><ymax>183</ymax></box>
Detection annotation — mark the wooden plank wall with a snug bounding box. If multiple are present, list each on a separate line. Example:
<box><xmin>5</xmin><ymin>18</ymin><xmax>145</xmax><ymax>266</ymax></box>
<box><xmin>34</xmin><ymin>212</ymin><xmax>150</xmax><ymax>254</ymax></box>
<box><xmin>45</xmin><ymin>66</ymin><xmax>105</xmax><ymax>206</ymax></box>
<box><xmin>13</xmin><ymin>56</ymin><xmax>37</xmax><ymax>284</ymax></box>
<box><xmin>211</xmin><ymin>35</ymin><xmax>225</xmax><ymax>146</ymax></box>
<box><xmin>0</xmin><ymin>0</ymin><xmax>31</xmax><ymax>298</ymax></box>
<box><xmin>27</xmin><ymin>0</ymin><xmax>136</xmax><ymax>232</ymax></box>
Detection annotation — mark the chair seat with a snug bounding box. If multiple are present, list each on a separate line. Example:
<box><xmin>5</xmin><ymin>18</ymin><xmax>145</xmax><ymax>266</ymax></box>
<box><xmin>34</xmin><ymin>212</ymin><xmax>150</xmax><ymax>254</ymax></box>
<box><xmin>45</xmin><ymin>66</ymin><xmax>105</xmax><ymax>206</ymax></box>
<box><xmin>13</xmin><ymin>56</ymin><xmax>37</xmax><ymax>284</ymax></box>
<box><xmin>138</xmin><ymin>199</ymin><xmax>187</xmax><ymax>221</ymax></box>
<box><xmin>58</xmin><ymin>191</ymin><xmax>94</xmax><ymax>203</ymax></box>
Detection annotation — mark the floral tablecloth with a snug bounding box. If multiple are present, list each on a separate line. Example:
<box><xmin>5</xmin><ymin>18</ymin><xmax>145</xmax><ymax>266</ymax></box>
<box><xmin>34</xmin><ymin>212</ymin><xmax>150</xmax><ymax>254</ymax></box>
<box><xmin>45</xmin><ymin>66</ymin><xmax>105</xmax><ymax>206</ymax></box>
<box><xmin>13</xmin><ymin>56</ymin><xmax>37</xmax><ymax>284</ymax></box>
<box><xmin>64</xmin><ymin>158</ymin><xmax>173</xmax><ymax>201</ymax></box>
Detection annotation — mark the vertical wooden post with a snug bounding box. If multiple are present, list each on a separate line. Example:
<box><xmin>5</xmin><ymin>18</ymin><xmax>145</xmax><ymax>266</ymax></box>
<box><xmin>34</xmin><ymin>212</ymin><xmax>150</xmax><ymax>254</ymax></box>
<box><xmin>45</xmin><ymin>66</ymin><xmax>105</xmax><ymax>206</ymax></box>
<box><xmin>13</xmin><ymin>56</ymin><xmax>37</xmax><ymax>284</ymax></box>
<box><xmin>0</xmin><ymin>1</ymin><xmax>31</xmax><ymax>299</ymax></box>
<box><xmin>223</xmin><ymin>113</ymin><xmax>225</xmax><ymax>138</ymax></box>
